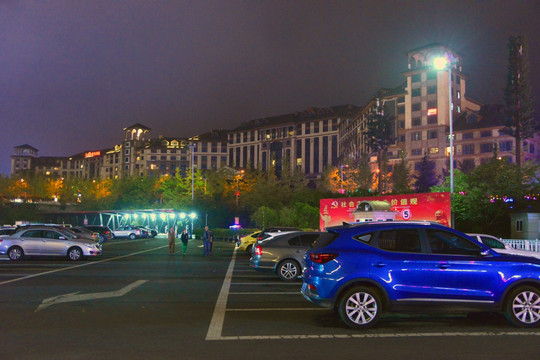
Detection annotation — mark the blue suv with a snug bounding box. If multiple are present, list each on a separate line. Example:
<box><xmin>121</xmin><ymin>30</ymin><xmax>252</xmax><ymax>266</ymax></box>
<box><xmin>301</xmin><ymin>221</ymin><xmax>540</xmax><ymax>329</ymax></box>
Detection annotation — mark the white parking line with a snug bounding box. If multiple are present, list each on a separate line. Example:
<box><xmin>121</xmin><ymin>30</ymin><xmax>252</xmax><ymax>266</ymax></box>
<box><xmin>0</xmin><ymin>244</ymin><xmax>169</xmax><ymax>286</ymax></box>
<box><xmin>206</xmin><ymin>247</ymin><xmax>237</xmax><ymax>340</ymax></box>
<box><xmin>210</xmin><ymin>331</ymin><xmax>540</xmax><ymax>341</ymax></box>
<box><xmin>231</xmin><ymin>282</ymin><xmax>300</xmax><ymax>285</ymax></box>
<box><xmin>229</xmin><ymin>292</ymin><xmax>299</xmax><ymax>295</ymax></box>
<box><xmin>226</xmin><ymin>308</ymin><xmax>326</xmax><ymax>312</ymax></box>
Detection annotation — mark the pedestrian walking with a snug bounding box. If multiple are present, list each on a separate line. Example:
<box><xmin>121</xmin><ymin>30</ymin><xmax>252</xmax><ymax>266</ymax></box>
<box><xmin>202</xmin><ymin>226</ymin><xmax>213</xmax><ymax>256</ymax></box>
<box><xmin>168</xmin><ymin>225</ymin><xmax>176</xmax><ymax>254</ymax></box>
<box><xmin>180</xmin><ymin>228</ymin><xmax>189</xmax><ymax>256</ymax></box>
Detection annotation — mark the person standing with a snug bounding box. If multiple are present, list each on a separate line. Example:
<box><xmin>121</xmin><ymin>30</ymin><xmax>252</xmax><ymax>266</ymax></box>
<box><xmin>180</xmin><ymin>228</ymin><xmax>189</xmax><ymax>256</ymax></box>
<box><xmin>168</xmin><ymin>225</ymin><xmax>176</xmax><ymax>254</ymax></box>
<box><xmin>202</xmin><ymin>226</ymin><xmax>213</xmax><ymax>256</ymax></box>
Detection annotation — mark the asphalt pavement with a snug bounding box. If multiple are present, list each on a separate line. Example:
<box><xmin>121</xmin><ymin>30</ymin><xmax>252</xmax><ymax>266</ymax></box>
<box><xmin>0</xmin><ymin>235</ymin><xmax>538</xmax><ymax>360</ymax></box>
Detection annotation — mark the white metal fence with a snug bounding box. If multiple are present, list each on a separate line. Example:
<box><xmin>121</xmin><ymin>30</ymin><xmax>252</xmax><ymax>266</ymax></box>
<box><xmin>501</xmin><ymin>239</ymin><xmax>540</xmax><ymax>252</ymax></box>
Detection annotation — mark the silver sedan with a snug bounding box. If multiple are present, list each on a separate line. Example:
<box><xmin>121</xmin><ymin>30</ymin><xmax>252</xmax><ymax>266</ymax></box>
<box><xmin>0</xmin><ymin>226</ymin><xmax>102</xmax><ymax>261</ymax></box>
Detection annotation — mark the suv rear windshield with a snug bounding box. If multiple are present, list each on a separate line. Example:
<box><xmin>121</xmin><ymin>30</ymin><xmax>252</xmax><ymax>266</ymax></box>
<box><xmin>311</xmin><ymin>232</ymin><xmax>339</xmax><ymax>249</ymax></box>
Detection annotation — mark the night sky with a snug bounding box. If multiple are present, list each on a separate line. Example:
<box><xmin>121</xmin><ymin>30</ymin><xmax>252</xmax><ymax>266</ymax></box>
<box><xmin>1</xmin><ymin>1</ymin><xmax>539</xmax><ymax>175</ymax></box>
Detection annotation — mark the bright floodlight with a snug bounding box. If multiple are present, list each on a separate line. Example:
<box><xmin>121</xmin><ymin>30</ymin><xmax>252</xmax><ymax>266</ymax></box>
<box><xmin>133</xmin><ymin>214</ymin><xmax>138</xmax><ymax>219</ymax></box>
<box><xmin>160</xmin><ymin>213</ymin><xmax>166</xmax><ymax>221</ymax></box>
<box><xmin>180</xmin><ymin>212</ymin><xmax>186</xmax><ymax>219</ymax></box>
<box><xmin>124</xmin><ymin>214</ymin><xmax>130</xmax><ymax>219</ymax></box>
<box><xmin>189</xmin><ymin>212</ymin><xmax>196</xmax><ymax>219</ymax></box>
<box><xmin>433</xmin><ymin>56</ymin><xmax>448</xmax><ymax>70</ymax></box>
<box><xmin>169</xmin><ymin>213</ymin><xmax>176</xmax><ymax>219</ymax></box>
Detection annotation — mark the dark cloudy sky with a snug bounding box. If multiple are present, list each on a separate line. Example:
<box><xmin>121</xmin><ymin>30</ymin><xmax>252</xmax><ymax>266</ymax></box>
<box><xmin>1</xmin><ymin>0</ymin><xmax>539</xmax><ymax>175</ymax></box>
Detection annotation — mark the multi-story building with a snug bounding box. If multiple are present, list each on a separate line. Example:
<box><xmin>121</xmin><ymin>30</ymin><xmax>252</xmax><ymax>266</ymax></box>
<box><xmin>11</xmin><ymin>43</ymin><xmax>539</xmax><ymax>185</ymax></box>
<box><xmin>338</xmin><ymin>43</ymin><xmax>539</xmax><ymax>187</ymax></box>
<box><xmin>10</xmin><ymin>124</ymin><xmax>228</xmax><ymax>180</ymax></box>
<box><xmin>227</xmin><ymin>105</ymin><xmax>361</xmax><ymax>177</ymax></box>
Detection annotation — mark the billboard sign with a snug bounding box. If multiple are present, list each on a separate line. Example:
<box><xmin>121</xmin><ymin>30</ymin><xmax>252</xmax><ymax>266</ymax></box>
<box><xmin>320</xmin><ymin>192</ymin><xmax>451</xmax><ymax>230</ymax></box>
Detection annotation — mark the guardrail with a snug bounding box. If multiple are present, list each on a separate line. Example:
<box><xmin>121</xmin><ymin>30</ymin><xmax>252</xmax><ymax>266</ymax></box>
<box><xmin>501</xmin><ymin>239</ymin><xmax>540</xmax><ymax>252</ymax></box>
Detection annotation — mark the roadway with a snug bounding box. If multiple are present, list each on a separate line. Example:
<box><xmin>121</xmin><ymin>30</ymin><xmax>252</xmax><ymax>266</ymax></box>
<box><xmin>0</xmin><ymin>236</ymin><xmax>538</xmax><ymax>360</ymax></box>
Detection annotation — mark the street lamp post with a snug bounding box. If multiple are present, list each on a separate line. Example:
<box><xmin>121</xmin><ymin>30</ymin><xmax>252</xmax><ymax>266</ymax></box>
<box><xmin>190</xmin><ymin>143</ymin><xmax>196</xmax><ymax>202</ymax></box>
<box><xmin>434</xmin><ymin>55</ymin><xmax>455</xmax><ymax>227</ymax></box>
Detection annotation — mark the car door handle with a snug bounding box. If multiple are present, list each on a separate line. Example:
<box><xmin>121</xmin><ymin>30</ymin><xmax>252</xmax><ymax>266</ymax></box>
<box><xmin>437</xmin><ymin>264</ymin><xmax>450</xmax><ymax>269</ymax></box>
<box><xmin>372</xmin><ymin>262</ymin><xmax>387</xmax><ymax>267</ymax></box>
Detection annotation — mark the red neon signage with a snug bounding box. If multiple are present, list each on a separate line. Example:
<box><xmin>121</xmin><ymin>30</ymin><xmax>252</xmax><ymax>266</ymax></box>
<box><xmin>427</xmin><ymin>108</ymin><xmax>438</xmax><ymax>116</ymax></box>
<box><xmin>84</xmin><ymin>151</ymin><xmax>101</xmax><ymax>158</ymax></box>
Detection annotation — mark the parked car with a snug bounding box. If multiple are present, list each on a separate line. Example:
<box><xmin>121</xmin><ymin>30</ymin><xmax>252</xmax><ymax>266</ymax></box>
<box><xmin>256</xmin><ymin>227</ymin><xmax>301</xmax><ymax>242</ymax></box>
<box><xmin>84</xmin><ymin>225</ymin><xmax>114</xmax><ymax>243</ymax></box>
<box><xmin>302</xmin><ymin>221</ymin><xmax>540</xmax><ymax>329</ymax></box>
<box><xmin>112</xmin><ymin>226</ymin><xmax>141</xmax><ymax>239</ymax></box>
<box><xmin>237</xmin><ymin>230</ymin><xmax>261</xmax><ymax>254</ymax></box>
<box><xmin>0</xmin><ymin>226</ymin><xmax>102</xmax><ymax>261</ymax></box>
<box><xmin>137</xmin><ymin>226</ymin><xmax>157</xmax><ymax>238</ymax></box>
<box><xmin>69</xmin><ymin>226</ymin><xmax>100</xmax><ymax>242</ymax></box>
<box><xmin>250</xmin><ymin>231</ymin><xmax>330</xmax><ymax>281</ymax></box>
<box><xmin>13</xmin><ymin>224</ymin><xmax>88</xmax><ymax>241</ymax></box>
<box><xmin>135</xmin><ymin>227</ymin><xmax>149</xmax><ymax>238</ymax></box>
<box><xmin>468</xmin><ymin>233</ymin><xmax>540</xmax><ymax>259</ymax></box>
<box><xmin>0</xmin><ymin>227</ymin><xmax>16</xmax><ymax>236</ymax></box>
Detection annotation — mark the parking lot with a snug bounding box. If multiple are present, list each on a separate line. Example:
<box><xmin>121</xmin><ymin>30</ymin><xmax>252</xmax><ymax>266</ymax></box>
<box><xmin>1</xmin><ymin>237</ymin><xmax>539</xmax><ymax>360</ymax></box>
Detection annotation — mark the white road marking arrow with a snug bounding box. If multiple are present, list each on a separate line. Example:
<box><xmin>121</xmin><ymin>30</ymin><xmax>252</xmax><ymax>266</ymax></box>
<box><xmin>35</xmin><ymin>279</ymin><xmax>148</xmax><ymax>312</ymax></box>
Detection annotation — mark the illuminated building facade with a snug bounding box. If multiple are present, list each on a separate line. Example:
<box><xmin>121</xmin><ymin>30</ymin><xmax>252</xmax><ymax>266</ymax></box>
<box><xmin>227</xmin><ymin>105</ymin><xmax>361</xmax><ymax>177</ymax></box>
<box><xmin>10</xmin><ymin>124</ymin><xmax>228</xmax><ymax>180</ymax></box>
<box><xmin>11</xmin><ymin>44</ymin><xmax>539</xmax><ymax>184</ymax></box>
<box><xmin>338</xmin><ymin>43</ymin><xmax>540</xmax><ymax>186</ymax></box>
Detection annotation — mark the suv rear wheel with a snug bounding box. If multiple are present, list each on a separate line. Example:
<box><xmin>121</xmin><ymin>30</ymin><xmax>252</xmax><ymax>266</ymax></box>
<box><xmin>338</xmin><ymin>286</ymin><xmax>382</xmax><ymax>329</ymax></box>
<box><xmin>505</xmin><ymin>286</ymin><xmax>540</xmax><ymax>327</ymax></box>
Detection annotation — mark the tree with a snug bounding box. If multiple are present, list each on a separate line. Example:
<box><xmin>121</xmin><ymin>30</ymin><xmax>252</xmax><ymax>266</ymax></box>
<box><xmin>365</xmin><ymin>94</ymin><xmax>395</xmax><ymax>193</ymax></box>
<box><xmin>391</xmin><ymin>150</ymin><xmax>411</xmax><ymax>194</ymax></box>
<box><xmin>45</xmin><ymin>178</ymin><xmax>64</xmax><ymax>201</ymax></box>
<box><xmin>351</xmin><ymin>156</ymin><xmax>374</xmax><ymax>194</ymax></box>
<box><xmin>502</xmin><ymin>35</ymin><xmax>536</xmax><ymax>167</ymax></box>
<box><xmin>412</xmin><ymin>155</ymin><xmax>439</xmax><ymax>193</ymax></box>
<box><xmin>251</xmin><ymin>206</ymin><xmax>278</xmax><ymax>228</ymax></box>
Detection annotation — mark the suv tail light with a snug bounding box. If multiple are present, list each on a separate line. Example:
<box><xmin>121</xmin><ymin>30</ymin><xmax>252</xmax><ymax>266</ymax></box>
<box><xmin>309</xmin><ymin>253</ymin><xmax>338</xmax><ymax>264</ymax></box>
<box><xmin>254</xmin><ymin>245</ymin><xmax>262</xmax><ymax>256</ymax></box>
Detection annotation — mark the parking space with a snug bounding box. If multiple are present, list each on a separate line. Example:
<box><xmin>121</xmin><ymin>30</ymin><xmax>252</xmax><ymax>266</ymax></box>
<box><xmin>206</xmin><ymin>247</ymin><xmax>540</xmax><ymax>341</ymax></box>
<box><xmin>206</xmin><ymin>247</ymin><xmax>331</xmax><ymax>340</ymax></box>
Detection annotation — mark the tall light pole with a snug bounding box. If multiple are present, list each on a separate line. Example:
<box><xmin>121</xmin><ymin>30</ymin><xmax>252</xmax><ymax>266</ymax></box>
<box><xmin>189</xmin><ymin>143</ymin><xmax>196</xmax><ymax>202</ymax></box>
<box><xmin>434</xmin><ymin>55</ymin><xmax>454</xmax><ymax>227</ymax></box>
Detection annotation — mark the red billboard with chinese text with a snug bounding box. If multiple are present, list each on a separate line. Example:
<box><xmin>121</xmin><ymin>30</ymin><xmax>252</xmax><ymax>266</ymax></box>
<box><xmin>319</xmin><ymin>192</ymin><xmax>451</xmax><ymax>230</ymax></box>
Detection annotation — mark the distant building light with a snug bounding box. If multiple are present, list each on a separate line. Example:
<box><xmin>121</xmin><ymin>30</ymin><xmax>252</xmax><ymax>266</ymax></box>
<box><xmin>85</xmin><ymin>151</ymin><xmax>101</xmax><ymax>158</ymax></box>
<box><xmin>427</xmin><ymin>108</ymin><xmax>438</xmax><ymax>116</ymax></box>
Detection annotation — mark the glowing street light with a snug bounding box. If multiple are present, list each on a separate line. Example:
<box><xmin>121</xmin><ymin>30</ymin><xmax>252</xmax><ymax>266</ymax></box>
<box><xmin>189</xmin><ymin>212</ymin><xmax>197</xmax><ymax>236</ymax></box>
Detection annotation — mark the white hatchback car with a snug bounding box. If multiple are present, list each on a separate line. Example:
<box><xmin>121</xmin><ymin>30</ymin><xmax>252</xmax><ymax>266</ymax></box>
<box><xmin>467</xmin><ymin>233</ymin><xmax>540</xmax><ymax>259</ymax></box>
